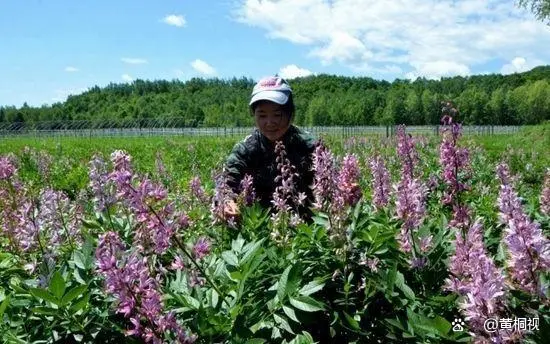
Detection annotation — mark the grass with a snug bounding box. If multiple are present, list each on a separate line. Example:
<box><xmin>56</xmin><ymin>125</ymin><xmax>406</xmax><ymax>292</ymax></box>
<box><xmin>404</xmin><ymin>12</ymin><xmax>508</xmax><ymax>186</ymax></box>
<box><xmin>1</xmin><ymin>125</ymin><xmax>548</xmax><ymax>198</ymax></box>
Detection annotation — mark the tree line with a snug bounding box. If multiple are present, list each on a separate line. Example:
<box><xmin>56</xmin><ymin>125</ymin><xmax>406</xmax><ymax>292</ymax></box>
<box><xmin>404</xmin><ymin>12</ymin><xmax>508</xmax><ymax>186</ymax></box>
<box><xmin>1</xmin><ymin>66</ymin><xmax>550</xmax><ymax>128</ymax></box>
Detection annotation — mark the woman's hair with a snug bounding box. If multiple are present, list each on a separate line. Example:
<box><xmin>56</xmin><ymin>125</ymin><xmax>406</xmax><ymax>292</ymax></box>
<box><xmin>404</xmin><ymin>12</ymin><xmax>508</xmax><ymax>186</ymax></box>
<box><xmin>250</xmin><ymin>93</ymin><xmax>296</xmax><ymax>121</ymax></box>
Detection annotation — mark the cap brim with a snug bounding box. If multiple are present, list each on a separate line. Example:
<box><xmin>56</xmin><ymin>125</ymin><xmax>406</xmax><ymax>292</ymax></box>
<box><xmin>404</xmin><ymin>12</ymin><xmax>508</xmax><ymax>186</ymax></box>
<box><xmin>249</xmin><ymin>90</ymin><xmax>289</xmax><ymax>106</ymax></box>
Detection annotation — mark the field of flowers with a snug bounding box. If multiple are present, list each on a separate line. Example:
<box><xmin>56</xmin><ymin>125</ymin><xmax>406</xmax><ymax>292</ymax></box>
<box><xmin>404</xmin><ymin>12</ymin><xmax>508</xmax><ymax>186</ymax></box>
<box><xmin>0</xmin><ymin>114</ymin><xmax>549</xmax><ymax>343</ymax></box>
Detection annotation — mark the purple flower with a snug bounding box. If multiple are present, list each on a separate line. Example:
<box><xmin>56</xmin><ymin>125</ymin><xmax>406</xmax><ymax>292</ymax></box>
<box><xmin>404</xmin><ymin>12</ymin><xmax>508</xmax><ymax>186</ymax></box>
<box><xmin>439</xmin><ymin>112</ymin><xmax>470</xmax><ymax>207</ymax></box>
<box><xmin>210</xmin><ymin>172</ymin><xmax>237</xmax><ymax>227</ymax></box>
<box><xmin>109</xmin><ymin>150</ymin><xmax>177</xmax><ymax>254</ymax></box>
<box><xmin>189</xmin><ymin>176</ymin><xmax>209</xmax><ymax>204</ymax></box>
<box><xmin>337</xmin><ymin>154</ymin><xmax>362</xmax><ymax>207</ymax></box>
<box><xmin>311</xmin><ymin>143</ymin><xmax>337</xmax><ymax>210</ymax></box>
<box><xmin>410</xmin><ymin>257</ymin><xmax>427</xmax><ymax>269</ymax></box>
<box><xmin>444</xmin><ymin>219</ymin><xmax>510</xmax><ymax>342</ymax></box>
<box><xmin>419</xmin><ymin>235</ymin><xmax>433</xmax><ymax>253</ymax></box>
<box><xmin>359</xmin><ymin>254</ymin><xmax>380</xmax><ymax>273</ymax></box>
<box><xmin>193</xmin><ymin>237</ymin><xmax>211</xmax><ymax>260</ymax></box>
<box><xmin>497</xmin><ymin>163</ymin><xmax>550</xmax><ymax>296</ymax></box>
<box><xmin>0</xmin><ymin>155</ymin><xmax>17</xmax><ymax>180</ymax></box>
<box><xmin>311</xmin><ymin>144</ymin><xmax>362</xmax><ymax>239</ymax></box>
<box><xmin>272</xmin><ymin>141</ymin><xmax>300</xmax><ymax>211</ymax></box>
<box><xmin>10</xmin><ymin>199</ymin><xmax>39</xmax><ymax>252</ymax></box>
<box><xmin>32</xmin><ymin>149</ymin><xmax>53</xmax><ymax>181</ymax></box>
<box><xmin>270</xmin><ymin>141</ymin><xmax>301</xmax><ymax>243</ymax></box>
<box><xmin>368</xmin><ymin>155</ymin><xmax>391</xmax><ymax>209</ymax></box>
<box><xmin>96</xmin><ymin>232</ymin><xmax>195</xmax><ymax>343</ymax></box>
<box><xmin>88</xmin><ymin>154</ymin><xmax>116</xmax><ymax>213</ymax></box>
<box><xmin>239</xmin><ymin>174</ymin><xmax>256</xmax><ymax>206</ymax></box>
<box><xmin>396</xmin><ymin>125</ymin><xmax>419</xmax><ymax>180</ymax></box>
<box><xmin>427</xmin><ymin>174</ymin><xmax>439</xmax><ymax>192</ymax></box>
<box><xmin>496</xmin><ymin>162</ymin><xmax>512</xmax><ymax>185</ymax></box>
<box><xmin>176</xmin><ymin>212</ymin><xmax>191</xmax><ymax>230</ymax></box>
<box><xmin>541</xmin><ymin>168</ymin><xmax>550</xmax><ymax>216</ymax></box>
<box><xmin>38</xmin><ymin>188</ymin><xmax>82</xmax><ymax>249</ymax></box>
<box><xmin>170</xmin><ymin>255</ymin><xmax>186</xmax><ymax>270</ymax></box>
<box><xmin>394</xmin><ymin>177</ymin><xmax>426</xmax><ymax>253</ymax></box>
<box><xmin>449</xmin><ymin>204</ymin><xmax>471</xmax><ymax>231</ymax></box>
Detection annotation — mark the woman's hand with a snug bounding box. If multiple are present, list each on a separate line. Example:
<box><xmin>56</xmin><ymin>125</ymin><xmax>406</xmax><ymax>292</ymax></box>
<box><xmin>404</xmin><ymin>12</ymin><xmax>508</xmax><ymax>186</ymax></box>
<box><xmin>223</xmin><ymin>199</ymin><xmax>240</xmax><ymax>218</ymax></box>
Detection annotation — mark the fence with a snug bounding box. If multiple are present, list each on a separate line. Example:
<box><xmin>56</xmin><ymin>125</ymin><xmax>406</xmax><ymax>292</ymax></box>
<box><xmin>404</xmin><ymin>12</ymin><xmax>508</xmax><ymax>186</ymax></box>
<box><xmin>0</xmin><ymin>117</ymin><xmax>523</xmax><ymax>138</ymax></box>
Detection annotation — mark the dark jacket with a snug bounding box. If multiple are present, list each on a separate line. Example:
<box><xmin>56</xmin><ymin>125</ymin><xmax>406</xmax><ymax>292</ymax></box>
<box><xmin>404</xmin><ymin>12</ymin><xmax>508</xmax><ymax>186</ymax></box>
<box><xmin>225</xmin><ymin>125</ymin><xmax>317</xmax><ymax>214</ymax></box>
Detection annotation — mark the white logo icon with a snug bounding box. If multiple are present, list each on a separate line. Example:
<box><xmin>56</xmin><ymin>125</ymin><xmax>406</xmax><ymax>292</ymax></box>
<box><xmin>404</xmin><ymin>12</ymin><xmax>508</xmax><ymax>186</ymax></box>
<box><xmin>452</xmin><ymin>318</ymin><xmax>466</xmax><ymax>332</ymax></box>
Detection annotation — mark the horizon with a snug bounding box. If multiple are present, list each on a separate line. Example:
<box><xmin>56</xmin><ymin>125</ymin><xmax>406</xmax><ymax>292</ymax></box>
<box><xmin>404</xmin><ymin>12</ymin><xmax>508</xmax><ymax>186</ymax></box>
<box><xmin>1</xmin><ymin>0</ymin><xmax>550</xmax><ymax>108</ymax></box>
<box><xmin>3</xmin><ymin>65</ymin><xmax>549</xmax><ymax>110</ymax></box>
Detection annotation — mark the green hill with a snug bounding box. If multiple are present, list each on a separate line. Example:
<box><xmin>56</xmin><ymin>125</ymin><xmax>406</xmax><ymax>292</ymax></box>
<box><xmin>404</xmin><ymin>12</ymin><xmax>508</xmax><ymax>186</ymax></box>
<box><xmin>1</xmin><ymin>66</ymin><xmax>550</xmax><ymax>127</ymax></box>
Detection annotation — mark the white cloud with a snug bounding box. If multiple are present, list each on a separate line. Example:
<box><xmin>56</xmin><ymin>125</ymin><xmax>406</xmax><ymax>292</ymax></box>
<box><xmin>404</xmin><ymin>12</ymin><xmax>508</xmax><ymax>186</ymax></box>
<box><xmin>500</xmin><ymin>57</ymin><xmax>528</xmax><ymax>74</ymax></box>
<box><xmin>121</xmin><ymin>57</ymin><xmax>148</xmax><ymax>64</ymax></box>
<box><xmin>310</xmin><ymin>32</ymin><xmax>373</xmax><ymax>66</ymax></box>
<box><xmin>234</xmin><ymin>0</ymin><xmax>550</xmax><ymax>79</ymax></box>
<box><xmin>191</xmin><ymin>59</ymin><xmax>216</xmax><ymax>76</ymax></box>
<box><xmin>162</xmin><ymin>14</ymin><xmax>186</xmax><ymax>27</ymax></box>
<box><xmin>122</xmin><ymin>74</ymin><xmax>134</xmax><ymax>82</ymax></box>
<box><xmin>279</xmin><ymin>64</ymin><xmax>314</xmax><ymax>79</ymax></box>
<box><xmin>64</xmin><ymin>66</ymin><xmax>79</xmax><ymax>72</ymax></box>
<box><xmin>407</xmin><ymin>61</ymin><xmax>471</xmax><ymax>80</ymax></box>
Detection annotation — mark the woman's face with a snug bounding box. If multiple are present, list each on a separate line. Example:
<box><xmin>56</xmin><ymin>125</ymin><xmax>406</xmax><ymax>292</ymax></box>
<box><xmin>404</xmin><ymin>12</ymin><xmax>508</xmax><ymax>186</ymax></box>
<box><xmin>253</xmin><ymin>101</ymin><xmax>291</xmax><ymax>142</ymax></box>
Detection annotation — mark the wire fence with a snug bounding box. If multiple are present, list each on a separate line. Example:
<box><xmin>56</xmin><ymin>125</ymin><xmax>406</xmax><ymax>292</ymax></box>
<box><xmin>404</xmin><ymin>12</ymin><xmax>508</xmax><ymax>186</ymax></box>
<box><xmin>0</xmin><ymin>117</ymin><xmax>523</xmax><ymax>138</ymax></box>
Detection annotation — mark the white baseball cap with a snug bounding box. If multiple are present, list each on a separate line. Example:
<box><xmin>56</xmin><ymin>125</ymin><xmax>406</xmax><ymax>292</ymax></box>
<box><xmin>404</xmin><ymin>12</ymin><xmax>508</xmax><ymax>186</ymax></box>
<box><xmin>249</xmin><ymin>76</ymin><xmax>293</xmax><ymax>106</ymax></box>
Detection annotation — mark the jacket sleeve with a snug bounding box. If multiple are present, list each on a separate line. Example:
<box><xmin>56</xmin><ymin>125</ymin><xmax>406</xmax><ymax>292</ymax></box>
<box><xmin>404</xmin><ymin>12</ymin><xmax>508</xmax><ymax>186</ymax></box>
<box><xmin>224</xmin><ymin>140</ymin><xmax>250</xmax><ymax>193</ymax></box>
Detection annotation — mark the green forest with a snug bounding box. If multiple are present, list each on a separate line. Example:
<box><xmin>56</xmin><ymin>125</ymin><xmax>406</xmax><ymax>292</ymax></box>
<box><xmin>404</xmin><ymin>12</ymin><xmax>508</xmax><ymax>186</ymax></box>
<box><xmin>1</xmin><ymin>65</ymin><xmax>550</xmax><ymax>127</ymax></box>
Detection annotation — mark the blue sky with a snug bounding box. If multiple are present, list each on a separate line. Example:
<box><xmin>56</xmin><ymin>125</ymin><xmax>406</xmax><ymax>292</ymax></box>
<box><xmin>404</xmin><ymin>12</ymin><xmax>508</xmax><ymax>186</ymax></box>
<box><xmin>1</xmin><ymin>0</ymin><xmax>549</xmax><ymax>107</ymax></box>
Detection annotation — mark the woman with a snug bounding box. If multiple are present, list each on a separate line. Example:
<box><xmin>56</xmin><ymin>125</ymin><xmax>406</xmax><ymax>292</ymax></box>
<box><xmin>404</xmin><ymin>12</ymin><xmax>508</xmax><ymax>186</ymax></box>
<box><xmin>224</xmin><ymin>76</ymin><xmax>317</xmax><ymax>218</ymax></box>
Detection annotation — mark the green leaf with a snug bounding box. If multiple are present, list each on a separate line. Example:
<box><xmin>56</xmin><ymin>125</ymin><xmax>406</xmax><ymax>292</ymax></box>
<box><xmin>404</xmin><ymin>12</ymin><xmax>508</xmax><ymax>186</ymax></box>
<box><xmin>431</xmin><ymin>315</ymin><xmax>452</xmax><ymax>335</ymax></box>
<box><xmin>61</xmin><ymin>285</ymin><xmax>87</xmax><ymax>306</ymax></box>
<box><xmin>184</xmin><ymin>295</ymin><xmax>201</xmax><ymax>309</ymax></box>
<box><xmin>386</xmin><ymin>318</ymin><xmax>406</xmax><ymax>331</ymax></box>
<box><xmin>278</xmin><ymin>264</ymin><xmax>301</xmax><ymax>302</ymax></box>
<box><xmin>274</xmin><ymin>314</ymin><xmax>294</xmax><ymax>334</ymax></box>
<box><xmin>30</xmin><ymin>288</ymin><xmax>60</xmax><ymax>306</ymax></box>
<box><xmin>0</xmin><ymin>294</ymin><xmax>10</xmax><ymax>317</ymax></box>
<box><xmin>69</xmin><ymin>293</ymin><xmax>89</xmax><ymax>314</ymax></box>
<box><xmin>170</xmin><ymin>269</ymin><xmax>189</xmax><ymax>294</ymax></box>
<box><xmin>277</xmin><ymin>266</ymin><xmax>292</xmax><ymax>302</ymax></box>
<box><xmin>81</xmin><ymin>219</ymin><xmax>101</xmax><ymax>229</ymax></box>
<box><xmin>374</xmin><ymin>247</ymin><xmax>388</xmax><ymax>255</ymax></box>
<box><xmin>386</xmin><ymin>263</ymin><xmax>397</xmax><ymax>291</ymax></box>
<box><xmin>241</xmin><ymin>238</ymin><xmax>266</xmax><ymax>264</ymax></box>
<box><xmin>289</xmin><ymin>296</ymin><xmax>324</xmax><ymax>312</ymax></box>
<box><xmin>211</xmin><ymin>289</ymin><xmax>219</xmax><ymax>308</ymax></box>
<box><xmin>283</xmin><ymin>305</ymin><xmax>299</xmax><ymax>323</ymax></box>
<box><xmin>49</xmin><ymin>271</ymin><xmax>66</xmax><ymax>299</ymax></box>
<box><xmin>222</xmin><ymin>251</ymin><xmax>239</xmax><ymax>267</ymax></box>
<box><xmin>395</xmin><ymin>271</ymin><xmax>415</xmax><ymax>300</ymax></box>
<box><xmin>298</xmin><ymin>279</ymin><xmax>325</xmax><ymax>296</ymax></box>
<box><xmin>287</xmin><ymin>332</ymin><xmax>315</xmax><ymax>344</ymax></box>
<box><xmin>250</xmin><ymin>320</ymin><xmax>275</xmax><ymax>333</ymax></box>
<box><xmin>72</xmin><ymin>252</ymin><xmax>86</xmax><ymax>270</ymax></box>
<box><xmin>32</xmin><ymin>306</ymin><xmax>59</xmax><ymax>315</ymax></box>
<box><xmin>312</xmin><ymin>215</ymin><xmax>329</xmax><ymax>227</ymax></box>
<box><xmin>343</xmin><ymin>311</ymin><xmax>361</xmax><ymax>331</ymax></box>
<box><xmin>232</xmin><ymin>236</ymin><xmax>245</xmax><ymax>253</ymax></box>
<box><xmin>245</xmin><ymin>340</ymin><xmax>266</xmax><ymax>344</ymax></box>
